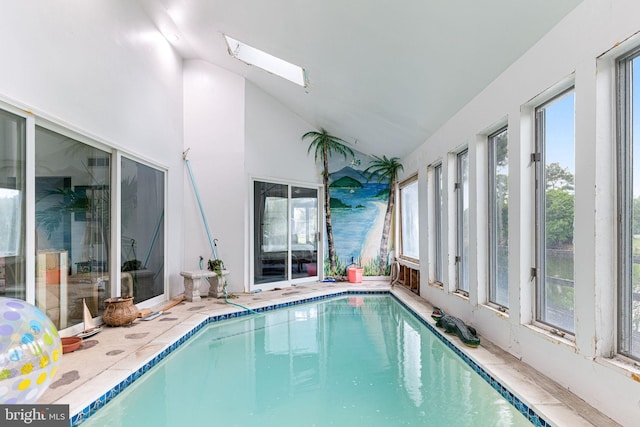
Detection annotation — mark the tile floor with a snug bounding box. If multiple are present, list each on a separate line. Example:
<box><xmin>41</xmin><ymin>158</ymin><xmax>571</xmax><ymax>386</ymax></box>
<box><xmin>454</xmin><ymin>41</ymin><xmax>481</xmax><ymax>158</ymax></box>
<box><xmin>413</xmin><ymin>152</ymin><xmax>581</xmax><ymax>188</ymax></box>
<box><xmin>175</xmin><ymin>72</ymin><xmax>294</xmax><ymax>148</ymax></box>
<box><xmin>37</xmin><ymin>281</ymin><xmax>619</xmax><ymax>426</ymax></box>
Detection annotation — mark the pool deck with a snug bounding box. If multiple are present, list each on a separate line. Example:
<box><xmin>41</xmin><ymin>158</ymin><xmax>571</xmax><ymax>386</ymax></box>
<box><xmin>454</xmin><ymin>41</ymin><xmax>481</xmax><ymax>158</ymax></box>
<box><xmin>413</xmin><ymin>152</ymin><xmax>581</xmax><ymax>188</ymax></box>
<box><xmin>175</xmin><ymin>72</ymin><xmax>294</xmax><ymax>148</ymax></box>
<box><xmin>37</xmin><ymin>280</ymin><xmax>619</xmax><ymax>427</ymax></box>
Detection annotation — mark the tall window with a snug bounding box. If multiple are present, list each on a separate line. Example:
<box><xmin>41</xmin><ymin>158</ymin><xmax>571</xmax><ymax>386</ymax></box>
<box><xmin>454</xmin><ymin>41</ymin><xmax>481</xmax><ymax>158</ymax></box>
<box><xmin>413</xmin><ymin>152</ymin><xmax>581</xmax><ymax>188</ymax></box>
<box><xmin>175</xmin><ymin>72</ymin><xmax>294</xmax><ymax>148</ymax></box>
<box><xmin>121</xmin><ymin>158</ymin><xmax>165</xmax><ymax>303</ymax></box>
<box><xmin>618</xmin><ymin>49</ymin><xmax>640</xmax><ymax>360</ymax></box>
<box><xmin>433</xmin><ymin>164</ymin><xmax>444</xmax><ymax>284</ymax></box>
<box><xmin>534</xmin><ymin>89</ymin><xmax>575</xmax><ymax>334</ymax></box>
<box><xmin>35</xmin><ymin>127</ymin><xmax>111</xmax><ymax>330</ymax></box>
<box><xmin>456</xmin><ymin>150</ymin><xmax>469</xmax><ymax>293</ymax></box>
<box><xmin>488</xmin><ymin>127</ymin><xmax>509</xmax><ymax>308</ymax></box>
<box><xmin>400</xmin><ymin>176</ymin><xmax>419</xmax><ymax>260</ymax></box>
<box><xmin>0</xmin><ymin>110</ymin><xmax>26</xmax><ymax>300</ymax></box>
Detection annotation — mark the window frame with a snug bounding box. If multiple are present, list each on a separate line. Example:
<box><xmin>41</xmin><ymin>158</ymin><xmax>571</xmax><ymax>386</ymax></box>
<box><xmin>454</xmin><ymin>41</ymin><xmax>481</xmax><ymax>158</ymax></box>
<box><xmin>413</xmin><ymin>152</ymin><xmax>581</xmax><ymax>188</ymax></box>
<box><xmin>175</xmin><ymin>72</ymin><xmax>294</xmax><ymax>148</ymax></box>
<box><xmin>120</xmin><ymin>155</ymin><xmax>167</xmax><ymax>304</ymax></box>
<box><xmin>617</xmin><ymin>46</ymin><xmax>640</xmax><ymax>359</ymax></box>
<box><xmin>33</xmin><ymin>123</ymin><xmax>114</xmax><ymax>334</ymax></box>
<box><xmin>534</xmin><ymin>86</ymin><xmax>576</xmax><ymax>335</ymax></box>
<box><xmin>399</xmin><ymin>174</ymin><xmax>419</xmax><ymax>262</ymax></box>
<box><xmin>433</xmin><ymin>163</ymin><xmax>444</xmax><ymax>285</ymax></box>
<box><xmin>456</xmin><ymin>149</ymin><xmax>469</xmax><ymax>295</ymax></box>
<box><xmin>0</xmin><ymin>108</ymin><xmax>28</xmax><ymax>302</ymax></box>
<box><xmin>488</xmin><ymin>126</ymin><xmax>509</xmax><ymax>310</ymax></box>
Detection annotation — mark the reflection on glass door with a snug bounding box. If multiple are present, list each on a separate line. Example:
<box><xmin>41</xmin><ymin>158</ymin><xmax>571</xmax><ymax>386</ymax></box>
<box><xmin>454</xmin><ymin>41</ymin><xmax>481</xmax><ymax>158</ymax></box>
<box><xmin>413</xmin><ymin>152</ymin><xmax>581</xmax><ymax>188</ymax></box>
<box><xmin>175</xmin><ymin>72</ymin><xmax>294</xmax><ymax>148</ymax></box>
<box><xmin>35</xmin><ymin>126</ymin><xmax>111</xmax><ymax>329</ymax></box>
<box><xmin>291</xmin><ymin>186</ymin><xmax>318</xmax><ymax>279</ymax></box>
<box><xmin>255</xmin><ymin>181</ymin><xmax>288</xmax><ymax>284</ymax></box>
<box><xmin>121</xmin><ymin>157</ymin><xmax>165</xmax><ymax>303</ymax></box>
<box><xmin>0</xmin><ymin>110</ymin><xmax>26</xmax><ymax>301</ymax></box>
<box><xmin>254</xmin><ymin>181</ymin><xmax>319</xmax><ymax>285</ymax></box>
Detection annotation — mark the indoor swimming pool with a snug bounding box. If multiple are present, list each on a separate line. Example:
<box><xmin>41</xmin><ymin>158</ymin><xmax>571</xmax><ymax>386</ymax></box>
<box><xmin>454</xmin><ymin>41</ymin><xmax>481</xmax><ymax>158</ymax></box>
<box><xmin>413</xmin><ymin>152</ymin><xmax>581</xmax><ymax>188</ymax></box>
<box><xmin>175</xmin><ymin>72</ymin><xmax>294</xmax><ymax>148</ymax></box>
<box><xmin>78</xmin><ymin>294</ymin><xmax>542</xmax><ymax>426</ymax></box>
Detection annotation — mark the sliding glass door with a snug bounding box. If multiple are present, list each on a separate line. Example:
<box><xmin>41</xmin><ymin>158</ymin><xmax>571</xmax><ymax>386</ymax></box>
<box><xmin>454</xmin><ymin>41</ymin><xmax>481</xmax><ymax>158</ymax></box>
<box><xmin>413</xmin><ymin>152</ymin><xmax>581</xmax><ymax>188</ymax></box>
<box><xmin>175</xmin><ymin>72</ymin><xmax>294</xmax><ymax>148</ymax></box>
<box><xmin>254</xmin><ymin>181</ymin><xmax>319</xmax><ymax>285</ymax></box>
<box><xmin>0</xmin><ymin>103</ymin><xmax>168</xmax><ymax>333</ymax></box>
<box><xmin>291</xmin><ymin>186</ymin><xmax>318</xmax><ymax>280</ymax></box>
<box><xmin>32</xmin><ymin>135</ymin><xmax>167</xmax><ymax>331</ymax></box>
<box><xmin>0</xmin><ymin>110</ymin><xmax>26</xmax><ymax>301</ymax></box>
<box><xmin>35</xmin><ymin>126</ymin><xmax>111</xmax><ymax>329</ymax></box>
<box><xmin>121</xmin><ymin>157</ymin><xmax>165</xmax><ymax>303</ymax></box>
<box><xmin>255</xmin><ymin>181</ymin><xmax>288</xmax><ymax>284</ymax></box>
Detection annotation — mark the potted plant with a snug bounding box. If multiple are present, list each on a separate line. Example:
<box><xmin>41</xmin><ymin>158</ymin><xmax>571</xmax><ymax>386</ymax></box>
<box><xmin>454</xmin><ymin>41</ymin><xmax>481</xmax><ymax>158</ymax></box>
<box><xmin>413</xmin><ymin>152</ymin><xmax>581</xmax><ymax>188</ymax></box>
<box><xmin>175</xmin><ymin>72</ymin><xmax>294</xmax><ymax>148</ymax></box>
<box><xmin>207</xmin><ymin>258</ymin><xmax>225</xmax><ymax>278</ymax></box>
<box><xmin>207</xmin><ymin>258</ymin><xmax>226</xmax><ymax>298</ymax></box>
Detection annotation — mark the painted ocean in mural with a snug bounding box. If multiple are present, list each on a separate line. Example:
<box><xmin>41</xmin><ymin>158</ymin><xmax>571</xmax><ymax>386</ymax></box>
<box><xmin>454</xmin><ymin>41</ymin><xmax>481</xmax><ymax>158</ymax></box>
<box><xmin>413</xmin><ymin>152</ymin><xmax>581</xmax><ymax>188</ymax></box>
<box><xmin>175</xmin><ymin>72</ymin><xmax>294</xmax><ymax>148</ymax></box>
<box><xmin>325</xmin><ymin>155</ymin><xmax>391</xmax><ymax>272</ymax></box>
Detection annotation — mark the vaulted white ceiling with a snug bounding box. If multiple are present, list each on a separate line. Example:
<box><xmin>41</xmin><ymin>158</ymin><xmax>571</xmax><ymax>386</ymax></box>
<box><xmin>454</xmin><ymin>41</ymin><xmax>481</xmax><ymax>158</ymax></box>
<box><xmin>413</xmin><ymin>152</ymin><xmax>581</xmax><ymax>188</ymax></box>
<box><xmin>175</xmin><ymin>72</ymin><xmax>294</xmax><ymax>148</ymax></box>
<box><xmin>141</xmin><ymin>0</ymin><xmax>582</xmax><ymax>158</ymax></box>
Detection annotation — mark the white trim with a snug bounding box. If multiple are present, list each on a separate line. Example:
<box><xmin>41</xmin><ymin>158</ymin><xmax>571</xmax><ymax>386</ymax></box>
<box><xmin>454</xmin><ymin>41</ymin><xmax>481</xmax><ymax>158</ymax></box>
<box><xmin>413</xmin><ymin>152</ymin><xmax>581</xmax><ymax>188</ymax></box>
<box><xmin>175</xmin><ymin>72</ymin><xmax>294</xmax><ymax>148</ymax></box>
<box><xmin>112</xmin><ymin>152</ymin><xmax>122</xmax><ymax>299</ymax></box>
<box><xmin>0</xmin><ymin>94</ymin><xmax>169</xmax><ymax>172</ymax></box>
<box><xmin>523</xmin><ymin>73</ymin><xmax>575</xmax><ymax>109</ymax></box>
<box><xmin>398</xmin><ymin>176</ymin><xmax>419</xmax><ymax>262</ymax></box>
<box><xmin>25</xmin><ymin>113</ymin><xmax>36</xmax><ymax>304</ymax></box>
<box><xmin>597</xmin><ymin>29</ymin><xmax>640</xmax><ymax>62</ymax></box>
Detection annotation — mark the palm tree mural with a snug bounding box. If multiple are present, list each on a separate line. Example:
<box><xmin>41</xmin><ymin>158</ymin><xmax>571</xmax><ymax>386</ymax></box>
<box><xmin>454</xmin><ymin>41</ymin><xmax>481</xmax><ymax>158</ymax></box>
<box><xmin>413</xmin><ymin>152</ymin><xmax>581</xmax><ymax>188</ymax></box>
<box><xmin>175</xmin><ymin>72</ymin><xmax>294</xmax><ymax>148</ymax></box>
<box><xmin>363</xmin><ymin>155</ymin><xmax>404</xmax><ymax>274</ymax></box>
<box><xmin>302</xmin><ymin>128</ymin><xmax>354</xmax><ymax>272</ymax></box>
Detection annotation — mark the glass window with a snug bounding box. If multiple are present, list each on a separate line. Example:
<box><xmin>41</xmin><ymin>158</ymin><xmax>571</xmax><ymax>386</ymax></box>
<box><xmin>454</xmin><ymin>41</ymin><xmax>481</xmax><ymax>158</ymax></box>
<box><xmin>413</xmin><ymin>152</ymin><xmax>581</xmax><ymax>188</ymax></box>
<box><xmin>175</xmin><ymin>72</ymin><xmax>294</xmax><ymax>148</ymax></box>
<box><xmin>433</xmin><ymin>164</ymin><xmax>443</xmax><ymax>284</ymax></box>
<box><xmin>291</xmin><ymin>186</ymin><xmax>318</xmax><ymax>280</ymax></box>
<box><xmin>618</xmin><ymin>49</ymin><xmax>640</xmax><ymax>360</ymax></box>
<box><xmin>224</xmin><ymin>34</ymin><xmax>307</xmax><ymax>87</ymax></box>
<box><xmin>0</xmin><ymin>109</ymin><xmax>168</xmax><ymax>332</ymax></box>
<box><xmin>121</xmin><ymin>157</ymin><xmax>165</xmax><ymax>303</ymax></box>
<box><xmin>457</xmin><ymin>150</ymin><xmax>469</xmax><ymax>293</ymax></box>
<box><xmin>535</xmin><ymin>89</ymin><xmax>575</xmax><ymax>334</ymax></box>
<box><xmin>400</xmin><ymin>177</ymin><xmax>419</xmax><ymax>260</ymax></box>
<box><xmin>488</xmin><ymin>127</ymin><xmax>509</xmax><ymax>308</ymax></box>
<box><xmin>0</xmin><ymin>110</ymin><xmax>26</xmax><ymax>300</ymax></box>
<box><xmin>35</xmin><ymin>126</ymin><xmax>111</xmax><ymax>329</ymax></box>
<box><xmin>254</xmin><ymin>181</ymin><xmax>319</xmax><ymax>285</ymax></box>
<box><xmin>255</xmin><ymin>181</ymin><xmax>289</xmax><ymax>284</ymax></box>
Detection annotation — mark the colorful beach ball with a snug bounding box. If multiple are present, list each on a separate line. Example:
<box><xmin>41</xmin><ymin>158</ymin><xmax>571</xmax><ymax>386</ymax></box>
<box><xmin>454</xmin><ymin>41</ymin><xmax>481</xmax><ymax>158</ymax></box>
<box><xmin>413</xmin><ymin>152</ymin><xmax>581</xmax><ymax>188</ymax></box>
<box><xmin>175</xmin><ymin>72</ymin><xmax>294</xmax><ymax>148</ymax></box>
<box><xmin>0</xmin><ymin>297</ymin><xmax>62</xmax><ymax>404</ymax></box>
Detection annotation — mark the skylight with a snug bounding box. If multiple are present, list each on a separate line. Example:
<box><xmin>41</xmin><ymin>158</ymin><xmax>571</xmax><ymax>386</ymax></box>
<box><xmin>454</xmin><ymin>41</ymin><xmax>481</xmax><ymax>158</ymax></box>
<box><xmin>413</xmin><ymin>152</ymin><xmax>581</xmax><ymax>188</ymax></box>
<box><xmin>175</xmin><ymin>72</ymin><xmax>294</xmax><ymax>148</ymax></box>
<box><xmin>223</xmin><ymin>35</ymin><xmax>306</xmax><ymax>87</ymax></box>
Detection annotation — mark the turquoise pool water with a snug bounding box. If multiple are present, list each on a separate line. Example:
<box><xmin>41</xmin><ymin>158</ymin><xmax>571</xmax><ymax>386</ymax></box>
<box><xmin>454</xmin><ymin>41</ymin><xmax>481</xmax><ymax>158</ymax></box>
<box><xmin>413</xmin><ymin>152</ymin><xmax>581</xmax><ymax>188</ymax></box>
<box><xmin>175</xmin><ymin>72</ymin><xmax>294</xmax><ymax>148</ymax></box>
<box><xmin>81</xmin><ymin>296</ymin><xmax>533</xmax><ymax>426</ymax></box>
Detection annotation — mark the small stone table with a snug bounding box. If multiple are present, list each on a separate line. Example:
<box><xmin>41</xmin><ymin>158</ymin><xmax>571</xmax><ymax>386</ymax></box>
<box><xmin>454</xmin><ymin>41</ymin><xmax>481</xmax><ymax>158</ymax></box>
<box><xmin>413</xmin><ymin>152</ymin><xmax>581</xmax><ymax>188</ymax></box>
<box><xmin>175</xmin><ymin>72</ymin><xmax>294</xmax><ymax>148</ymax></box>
<box><xmin>207</xmin><ymin>270</ymin><xmax>229</xmax><ymax>298</ymax></box>
<box><xmin>180</xmin><ymin>270</ymin><xmax>230</xmax><ymax>302</ymax></box>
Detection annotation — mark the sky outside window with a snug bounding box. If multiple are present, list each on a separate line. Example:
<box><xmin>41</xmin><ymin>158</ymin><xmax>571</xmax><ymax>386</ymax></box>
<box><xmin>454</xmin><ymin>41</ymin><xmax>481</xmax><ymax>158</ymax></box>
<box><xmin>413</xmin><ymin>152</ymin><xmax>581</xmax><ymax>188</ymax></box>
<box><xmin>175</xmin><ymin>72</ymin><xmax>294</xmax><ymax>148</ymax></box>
<box><xmin>545</xmin><ymin>91</ymin><xmax>575</xmax><ymax>175</ymax></box>
<box><xmin>633</xmin><ymin>57</ymin><xmax>640</xmax><ymax>198</ymax></box>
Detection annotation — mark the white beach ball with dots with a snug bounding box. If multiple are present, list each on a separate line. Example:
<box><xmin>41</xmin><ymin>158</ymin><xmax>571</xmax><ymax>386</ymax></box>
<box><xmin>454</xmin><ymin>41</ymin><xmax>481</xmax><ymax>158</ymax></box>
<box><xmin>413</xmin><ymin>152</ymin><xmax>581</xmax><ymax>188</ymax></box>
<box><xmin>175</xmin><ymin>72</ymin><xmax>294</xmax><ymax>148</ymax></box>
<box><xmin>0</xmin><ymin>297</ymin><xmax>62</xmax><ymax>404</ymax></box>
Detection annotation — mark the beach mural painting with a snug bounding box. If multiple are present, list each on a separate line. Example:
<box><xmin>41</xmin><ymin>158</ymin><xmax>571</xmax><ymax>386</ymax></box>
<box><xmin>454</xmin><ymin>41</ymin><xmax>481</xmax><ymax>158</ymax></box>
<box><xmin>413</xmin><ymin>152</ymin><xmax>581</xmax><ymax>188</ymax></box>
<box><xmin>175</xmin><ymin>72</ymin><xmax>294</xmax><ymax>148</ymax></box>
<box><xmin>302</xmin><ymin>128</ymin><xmax>400</xmax><ymax>277</ymax></box>
<box><xmin>324</xmin><ymin>150</ymin><xmax>393</xmax><ymax>276</ymax></box>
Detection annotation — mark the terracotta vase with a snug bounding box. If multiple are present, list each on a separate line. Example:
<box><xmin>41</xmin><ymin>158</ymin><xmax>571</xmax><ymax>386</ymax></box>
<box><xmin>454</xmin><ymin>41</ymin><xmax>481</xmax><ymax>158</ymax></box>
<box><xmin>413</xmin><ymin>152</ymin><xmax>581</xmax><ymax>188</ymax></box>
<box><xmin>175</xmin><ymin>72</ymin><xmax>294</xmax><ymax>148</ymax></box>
<box><xmin>102</xmin><ymin>296</ymin><xmax>138</xmax><ymax>326</ymax></box>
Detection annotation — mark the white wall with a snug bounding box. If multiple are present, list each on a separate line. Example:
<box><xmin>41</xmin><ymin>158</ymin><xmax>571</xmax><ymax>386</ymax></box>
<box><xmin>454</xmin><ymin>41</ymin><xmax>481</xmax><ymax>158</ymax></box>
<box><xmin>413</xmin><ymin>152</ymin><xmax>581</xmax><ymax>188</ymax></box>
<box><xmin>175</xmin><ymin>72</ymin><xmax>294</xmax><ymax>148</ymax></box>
<box><xmin>0</xmin><ymin>1</ymin><xmax>321</xmax><ymax>298</ymax></box>
<box><xmin>245</xmin><ymin>82</ymin><xmax>319</xmax><ymax>184</ymax></box>
<box><xmin>402</xmin><ymin>0</ymin><xmax>640</xmax><ymax>425</ymax></box>
<box><xmin>182</xmin><ymin>60</ymin><xmax>245</xmax><ymax>292</ymax></box>
<box><xmin>181</xmin><ymin>72</ymin><xmax>319</xmax><ymax>293</ymax></box>
<box><xmin>244</xmin><ymin>82</ymin><xmax>321</xmax><ymax>288</ymax></box>
<box><xmin>0</xmin><ymin>1</ymin><xmax>183</xmax><ymax>155</ymax></box>
<box><xmin>0</xmin><ymin>1</ymin><xmax>185</xmax><ymax>297</ymax></box>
